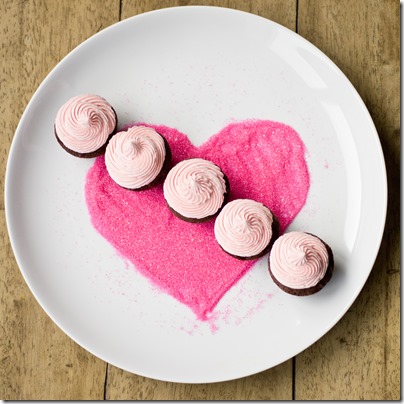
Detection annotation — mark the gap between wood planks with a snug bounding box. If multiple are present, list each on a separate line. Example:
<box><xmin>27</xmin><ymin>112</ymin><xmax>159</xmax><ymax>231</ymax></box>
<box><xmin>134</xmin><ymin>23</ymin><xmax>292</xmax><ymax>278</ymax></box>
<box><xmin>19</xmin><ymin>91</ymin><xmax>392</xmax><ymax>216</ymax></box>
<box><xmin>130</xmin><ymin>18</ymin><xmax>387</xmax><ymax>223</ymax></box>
<box><xmin>292</xmin><ymin>2</ymin><xmax>299</xmax><ymax>397</ymax></box>
<box><xmin>103</xmin><ymin>3</ymin><xmax>122</xmax><ymax>399</ymax></box>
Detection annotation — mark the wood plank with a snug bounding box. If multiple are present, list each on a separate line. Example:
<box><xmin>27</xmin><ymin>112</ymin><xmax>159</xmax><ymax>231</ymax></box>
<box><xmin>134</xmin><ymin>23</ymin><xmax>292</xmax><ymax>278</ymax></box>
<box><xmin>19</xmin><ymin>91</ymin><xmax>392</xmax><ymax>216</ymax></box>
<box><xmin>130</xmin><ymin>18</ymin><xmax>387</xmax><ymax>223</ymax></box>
<box><xmin>0</xmin><ymin>0</ymin><xmax>120</xmax><ymax>399</ymax></box>
<box><xmin>119</xmin><ymin>0</ymin><xmax>297</xmax><ymax>28</ymax></box>
<box><xmin>106</xmin><ymin>361</ymin><xmax>292</xmax><ymax>400</ymax></box>
<box><xmin>384</xmin><ymin>227</ymin><xmax>400</xmax><ymax>400</ymax></box>
<box><xmin>105</xmin><ymin>0</ymin><xmax>297</xmax><ymax>400</ymax></box>
<box><xmin>295</xmin><ymin>0</ymin><xmax>400</xmax><ymax>399</ymax></box>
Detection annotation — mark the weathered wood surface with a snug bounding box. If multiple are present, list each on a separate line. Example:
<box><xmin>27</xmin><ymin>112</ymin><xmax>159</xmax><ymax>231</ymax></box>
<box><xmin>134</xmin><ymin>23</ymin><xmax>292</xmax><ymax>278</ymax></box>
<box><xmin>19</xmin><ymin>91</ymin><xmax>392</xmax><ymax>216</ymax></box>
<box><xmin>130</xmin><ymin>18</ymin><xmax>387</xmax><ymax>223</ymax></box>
<box><xmin>0</xmin><ymin>0</ymin><xmax>399</xmax><ymax>400</ymax></box>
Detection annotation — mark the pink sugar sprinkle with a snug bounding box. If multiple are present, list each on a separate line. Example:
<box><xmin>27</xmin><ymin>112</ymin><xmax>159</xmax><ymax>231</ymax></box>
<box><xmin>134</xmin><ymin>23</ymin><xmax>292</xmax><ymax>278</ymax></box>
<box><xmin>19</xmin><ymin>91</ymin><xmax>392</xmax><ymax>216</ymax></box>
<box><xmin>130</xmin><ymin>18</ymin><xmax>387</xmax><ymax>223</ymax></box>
<box><xmin>85</xmin><ymin>120</ymin><xmax>310</xmax><ymax>320</ymax></box>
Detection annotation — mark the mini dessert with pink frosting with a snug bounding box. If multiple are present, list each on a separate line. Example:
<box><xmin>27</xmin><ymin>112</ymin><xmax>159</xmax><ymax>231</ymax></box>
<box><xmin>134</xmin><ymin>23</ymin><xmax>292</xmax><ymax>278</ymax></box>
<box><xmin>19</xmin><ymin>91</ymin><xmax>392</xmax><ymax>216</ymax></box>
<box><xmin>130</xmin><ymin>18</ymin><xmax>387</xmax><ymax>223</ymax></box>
<box><xmin>163</xmin><ymin>158</ymin><xmax>229</xmax><ymax>222</ymax></box>
<box><xmin>54</xmin><ymin>94</ymin><xmax>117</xmax><ymax>158</ymax></box>
<box><xmin>105</xmin><ymin>125</ymin><xmax>171</xmax><ymax>190</ymax></box>
<box><xmin>214</xmin><ymin>199</ymin><xmax>279</xmax><ymax>260</ymax></box>
<box><xmin>268</xmin><ymin>231</ymin><xmax>334</xmax><ymax>296</ymax></box>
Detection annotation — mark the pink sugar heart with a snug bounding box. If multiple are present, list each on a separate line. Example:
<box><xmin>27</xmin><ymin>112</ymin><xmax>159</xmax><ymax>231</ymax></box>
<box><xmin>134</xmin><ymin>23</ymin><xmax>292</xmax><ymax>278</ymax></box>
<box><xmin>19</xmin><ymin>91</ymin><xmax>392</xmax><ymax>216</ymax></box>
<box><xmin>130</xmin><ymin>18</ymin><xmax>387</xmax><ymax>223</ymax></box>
<box><xmin>85</xmin><ymin>120</ymin><xmax>310</xmax><ymax>320</ymax></box>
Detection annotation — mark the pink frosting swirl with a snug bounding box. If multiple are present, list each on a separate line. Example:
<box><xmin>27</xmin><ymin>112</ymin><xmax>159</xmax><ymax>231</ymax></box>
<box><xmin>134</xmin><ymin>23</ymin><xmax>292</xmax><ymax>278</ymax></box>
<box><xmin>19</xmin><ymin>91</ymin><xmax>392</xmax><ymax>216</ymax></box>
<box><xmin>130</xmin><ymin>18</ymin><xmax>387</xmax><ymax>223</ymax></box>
<box><xmin>105</xmin><ymin>126</ymin><xmax>166</xmax><ymax>189</ymax></box>
<box><xmin>214</xmin><ymin>199</ymin><xmax>274</xmax><ymax>257</ymax></box>
<box><xmin>269</xmin><ymin>232</ymin><xmax>329</xmax><ymax>289</ymax></box>
<box><xmin>55</xmin><ymin>94</ymin><xmax>116</xmax><ymax>153</ymax></box>
<box><xmin>163</xmin><ymin>158</ymin><xmax>226</xmax><ymax>219</ymax></box>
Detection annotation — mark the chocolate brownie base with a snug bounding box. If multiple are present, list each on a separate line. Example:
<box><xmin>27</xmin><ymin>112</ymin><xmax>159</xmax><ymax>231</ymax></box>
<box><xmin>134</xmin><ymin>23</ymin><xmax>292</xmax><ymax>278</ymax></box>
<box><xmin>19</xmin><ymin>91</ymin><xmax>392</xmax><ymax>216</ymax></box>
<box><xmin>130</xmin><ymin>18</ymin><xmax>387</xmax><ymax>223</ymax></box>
<box><xmin>268</xmin><ymin>235</ymin><xmax>334</xmax><ymax>296</ymax></box>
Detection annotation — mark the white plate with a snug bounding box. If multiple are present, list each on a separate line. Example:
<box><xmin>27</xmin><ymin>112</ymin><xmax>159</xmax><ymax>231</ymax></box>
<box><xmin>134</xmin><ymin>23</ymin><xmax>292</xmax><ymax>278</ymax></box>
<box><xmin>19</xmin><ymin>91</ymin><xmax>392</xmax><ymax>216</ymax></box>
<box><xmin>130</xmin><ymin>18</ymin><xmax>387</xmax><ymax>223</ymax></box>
<box><xmin>5</xmin><ymin>6</ymin><xmax>387</xmax><ymax>383</ymax></box>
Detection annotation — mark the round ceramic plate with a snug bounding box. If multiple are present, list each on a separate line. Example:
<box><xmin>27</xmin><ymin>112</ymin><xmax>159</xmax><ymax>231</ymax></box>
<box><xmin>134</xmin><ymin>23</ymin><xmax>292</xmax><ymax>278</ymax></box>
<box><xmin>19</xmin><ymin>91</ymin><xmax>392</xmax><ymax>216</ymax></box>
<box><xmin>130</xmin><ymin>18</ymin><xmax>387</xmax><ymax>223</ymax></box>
<box><xmin>5</xmin><ymin>6</ymin><xmax>387</xmax><ymax>383</ymax></box>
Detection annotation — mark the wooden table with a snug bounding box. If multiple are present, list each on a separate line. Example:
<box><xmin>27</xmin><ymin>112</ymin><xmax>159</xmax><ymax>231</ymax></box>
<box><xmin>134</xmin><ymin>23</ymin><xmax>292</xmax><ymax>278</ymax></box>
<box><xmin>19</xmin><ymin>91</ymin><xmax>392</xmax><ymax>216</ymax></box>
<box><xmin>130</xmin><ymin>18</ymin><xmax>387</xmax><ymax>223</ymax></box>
<box><xmin>0</xmin><ymin>0</ymin><xmax>399</xmax><ymax>400</ymax></box>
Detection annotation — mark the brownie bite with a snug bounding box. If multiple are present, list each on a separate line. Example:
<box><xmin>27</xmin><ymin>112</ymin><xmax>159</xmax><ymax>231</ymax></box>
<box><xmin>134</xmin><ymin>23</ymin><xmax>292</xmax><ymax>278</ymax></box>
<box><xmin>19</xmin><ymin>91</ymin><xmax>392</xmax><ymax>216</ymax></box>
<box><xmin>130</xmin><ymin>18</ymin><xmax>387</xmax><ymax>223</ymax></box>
<box><xmin>105</xmin><ymin>125</ymin><xmax>171</xmax><ymax>190</ymax></box>
<box><xmin>214</xmin><ymin>199</ymin><xmax>279</xmax><ymax>260</ymax></box>
<box><xmin>268</xmin><ymin>231</ymin><xmax>334</xmax><ymax>296</ymax></box>
<box><xmin>163</xmin><ymin>158</ymin><xmax>229</xmax><ymax>222</ymax></box>
<box><xmin>54</xmin><ymin>94</ymin><xmax>117</xmax><ymax>158</ymax></box>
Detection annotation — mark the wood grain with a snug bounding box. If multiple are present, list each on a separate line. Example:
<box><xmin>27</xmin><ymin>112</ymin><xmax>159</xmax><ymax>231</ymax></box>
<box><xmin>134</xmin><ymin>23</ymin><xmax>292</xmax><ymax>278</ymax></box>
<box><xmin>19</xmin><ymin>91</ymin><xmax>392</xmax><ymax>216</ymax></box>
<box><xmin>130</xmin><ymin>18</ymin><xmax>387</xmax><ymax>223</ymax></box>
<box><xmin>0</xmin><ymin>0</ymin><xmax>400</xmax><ymax>400</ymax></box>
<box><xmin>105</xmin><ymin>361</ymin><xmax>292</xmax><ymax>400</ymax></box>
<box><xmin>120</xmin><ymin>0</ymin><xmax>297</xmax><ymax>29</ymax></box>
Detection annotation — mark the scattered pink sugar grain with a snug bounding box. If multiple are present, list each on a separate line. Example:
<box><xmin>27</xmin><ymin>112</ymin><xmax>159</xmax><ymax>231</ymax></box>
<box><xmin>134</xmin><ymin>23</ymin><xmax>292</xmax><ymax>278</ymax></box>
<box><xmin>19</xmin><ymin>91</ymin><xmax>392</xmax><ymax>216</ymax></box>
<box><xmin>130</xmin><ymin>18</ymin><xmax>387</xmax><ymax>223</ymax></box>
<box><xmin>85</xmin><ymin>120</ymin><xmax>310</xmax><ymax>319</ymax></box>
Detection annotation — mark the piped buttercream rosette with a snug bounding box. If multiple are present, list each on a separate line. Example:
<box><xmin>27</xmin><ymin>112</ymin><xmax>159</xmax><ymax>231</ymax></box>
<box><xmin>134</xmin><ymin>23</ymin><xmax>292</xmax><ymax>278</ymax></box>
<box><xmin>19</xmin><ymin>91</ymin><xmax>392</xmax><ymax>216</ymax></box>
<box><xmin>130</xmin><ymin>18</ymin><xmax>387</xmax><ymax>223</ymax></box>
<box><xmin>214</xmin><ymin>199</ymin><xmax>278</xmax><ymax>259</ymax></box>
<box><xmin>54</xmin><ymin>94</ymin><xmax>117</xmax><ymax>157</ymax></box>
<box><xmin>105</xmin><ymin>126</ymin><xmax>170</xmax><ymax>190</ymax></box>
<box><xmin>269</xmin><ymin>231</ymin><xmax>334</xmax><ymax>295</ymax></box>
<box><xmin>163</xmin><ymin>158</ymin><xmax>229</xmax><ymax>222</ymax></box>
